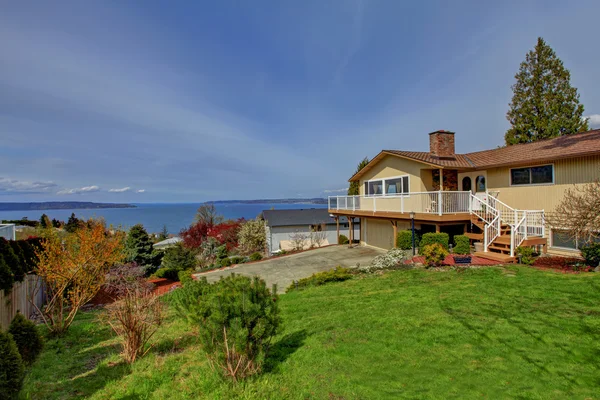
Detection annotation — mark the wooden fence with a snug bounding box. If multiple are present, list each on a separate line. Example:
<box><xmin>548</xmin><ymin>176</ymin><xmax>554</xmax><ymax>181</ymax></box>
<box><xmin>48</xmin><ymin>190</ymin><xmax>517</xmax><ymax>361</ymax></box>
<box><xmin>0</xmin><ymin>275</ymin><xmax>45</xmax><ymax>330</ymax></box>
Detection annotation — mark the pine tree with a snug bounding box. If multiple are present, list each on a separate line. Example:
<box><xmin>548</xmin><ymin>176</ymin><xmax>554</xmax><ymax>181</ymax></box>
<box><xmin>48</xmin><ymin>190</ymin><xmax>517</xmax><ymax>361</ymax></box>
<box><xmin>0</xmin><ymin>330</ymin><xmax>25</xmax><ymax>398</ymax></box>
<box><xmin>125</xmin><ymin>224</ymin><xmax>161</xmax><ymax>268</ymax></box>
<box><xmin>39</xmin><ymin>214</ymin><xmax>51</xmax><ymax>229</ymax></box>
<box><xmin>505</xmin><ymin>37</ymin><xmax>588</xmax><ymax>145</ymax></box>
<box><xmin>158</xmin><ymin>224</ymin><xmax>169</xmax><ymax>241</ymax></box>
<box><xmin>64</xmin><ymin>213</ymin><xmax>81</xmax><ymax>233</ymax></box>
<box><xmin>347</xmin><ymin>157</ymin><xmax>369</xmax><ymax>195</ymax></box>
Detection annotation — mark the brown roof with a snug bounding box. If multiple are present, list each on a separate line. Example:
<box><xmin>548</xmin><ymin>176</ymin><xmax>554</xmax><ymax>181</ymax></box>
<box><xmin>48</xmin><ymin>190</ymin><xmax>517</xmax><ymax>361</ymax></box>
<box><xmin>350</xmin><ymin>129</ymin><xmax>600</xmax><ymax>181</ymax></box>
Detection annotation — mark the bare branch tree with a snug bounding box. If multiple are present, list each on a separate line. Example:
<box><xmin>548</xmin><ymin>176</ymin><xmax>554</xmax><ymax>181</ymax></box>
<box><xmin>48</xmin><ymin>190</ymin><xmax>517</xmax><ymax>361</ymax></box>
<box><xmin>546</xmin><ymin>179</ymin><xmax>600</xmax><ymax>242</ymax></box>
<box><xmin>289</xmin><ymin>231</ymin><xmax>309</xmax><ymax>251</ymax></box>
<box><xmin>310</xmin><ymin>223</ymin><xmax>327</xmax><ymax>248</ymax></box>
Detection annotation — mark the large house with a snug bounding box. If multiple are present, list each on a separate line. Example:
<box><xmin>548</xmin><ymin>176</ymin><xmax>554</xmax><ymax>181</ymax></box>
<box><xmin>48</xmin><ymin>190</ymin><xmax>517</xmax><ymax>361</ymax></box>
<box><xmin>328</xmin><ymin>129</ymin><xmax>600</xmax><ymax>262</ymax></box>
<box><xmin>263</xmin><ymin>208</ymin><xmax>359</xmax><ymax>256</ymax></box>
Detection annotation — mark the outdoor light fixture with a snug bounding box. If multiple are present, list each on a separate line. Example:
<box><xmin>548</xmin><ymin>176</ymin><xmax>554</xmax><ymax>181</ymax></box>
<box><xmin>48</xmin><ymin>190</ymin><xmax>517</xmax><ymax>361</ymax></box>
<box><xmin>409</xmin><ymin>211</ymin><xmax>416</xmax><ymax>256</ymax></box>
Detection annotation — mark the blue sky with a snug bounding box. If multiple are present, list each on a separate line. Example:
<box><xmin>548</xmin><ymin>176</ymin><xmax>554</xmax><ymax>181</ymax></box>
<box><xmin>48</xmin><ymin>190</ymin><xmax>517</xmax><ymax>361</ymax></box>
<box><xmin>1</xmin><ymin>0</ymin><xmax>599</xmax><ymax>203</ymax></box>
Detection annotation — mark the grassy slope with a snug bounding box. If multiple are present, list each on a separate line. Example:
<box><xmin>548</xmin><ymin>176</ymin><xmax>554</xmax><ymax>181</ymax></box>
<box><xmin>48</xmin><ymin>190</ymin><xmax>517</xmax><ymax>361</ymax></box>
<box><xmin>23</xmin><ymin>266</ymin><xmax>600</xmax><ymax>399</ymax></box>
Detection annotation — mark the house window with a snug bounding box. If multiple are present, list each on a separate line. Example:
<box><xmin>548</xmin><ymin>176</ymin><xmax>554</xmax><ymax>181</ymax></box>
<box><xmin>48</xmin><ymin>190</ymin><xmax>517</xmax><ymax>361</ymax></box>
<box><xmin>475</xmin><ymin>176</ymin><xmax>486</xmax><ymax>192</ymax></box>
<box><xmin>364</xmin><ymin>176</ymin><xmax>409</xmax><ymax>196</ymax></box>
<box><xmin>551</xmin><ymin>230</ymin><xmax>578</xmax><ymax>250</ymax></box>
<box><xmin>310</xmin><ymin>224</ymin><xmax>324</xmax><ymax>232</ymax></box>
<box><xmin>510</xmin><ymin>165</ymin><xmax>554</xmax><ymax>186</ymax></box>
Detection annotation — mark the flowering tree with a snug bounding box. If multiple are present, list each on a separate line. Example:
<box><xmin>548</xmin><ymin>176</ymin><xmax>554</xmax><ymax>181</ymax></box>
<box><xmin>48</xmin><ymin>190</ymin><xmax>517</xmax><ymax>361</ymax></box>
<box><xmin>181</xmin><ymin>221</ymin><xmax>212</xmax><ymax>249</ymax></box>
<box><xmin>238</xmin><ymin>218</ymin><xmax>266</xmax><ymax>254</ymax></box>
<box><xmin>207</xmin><ymin>219</ymin><xmax>243</xmax><ymax>250</ymax></box>
<box><xmin>34</xmin><ymin>220</ymin><xmax>125</xmax><ymax>335</ymax></box>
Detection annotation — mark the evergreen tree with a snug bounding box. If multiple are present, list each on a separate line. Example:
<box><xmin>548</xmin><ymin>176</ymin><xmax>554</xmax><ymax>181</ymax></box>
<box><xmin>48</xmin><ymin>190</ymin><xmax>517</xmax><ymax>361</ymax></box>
<box><xmin>505</xmin><ymin>37</ymin><xmax>589</xmax><ymax>145</ymax></box>
<box><xmin>8</xmin><ymin>313</ymin><xmax>44</xmax><ymax>365</ymax></box>
<box><xmin>0</xmin><ymin>238</ymin><xmax>21</xmax><ymax>285</ymax></box>
<box><xmin>158</xmin><ymin>224</ymin><xmax>169</xmax><ymax>241</ymax></box>
<box><xmin>125</xmin><ymin>224</ymin><xmax>160</xmax><ymax>268</ymax></box>
<box><xmin>0</xmin><ymin>330</ymin><xmax>25</xmax><ymax>398</ymax></box>
<box><xmin>347</xmin><ymin>157</ymin><xmax>369</xmax><ymax>195</ymax></box>
<box><xmin>39</xmin><ymin>214</ymin><xmax>51</xmax><ymax>229</ymax></box>
<box><xmin>64</xmin><ymin>213</ymin><xmax>81</xmax><ymax>233</ymax></box>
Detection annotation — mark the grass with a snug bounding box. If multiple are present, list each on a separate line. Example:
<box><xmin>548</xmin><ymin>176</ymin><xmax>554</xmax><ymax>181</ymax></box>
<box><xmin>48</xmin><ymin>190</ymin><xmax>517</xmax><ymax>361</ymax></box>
<box><xmin>22</xmin><ymin>266</ymin><xmax>600</xmax><ymax>399</ymax></box>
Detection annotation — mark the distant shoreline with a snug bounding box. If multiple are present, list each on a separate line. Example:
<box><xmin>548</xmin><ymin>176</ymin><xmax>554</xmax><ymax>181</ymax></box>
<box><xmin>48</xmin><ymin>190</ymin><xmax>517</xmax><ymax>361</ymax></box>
<box><xmin>0</xmin><ymin>202</ymin><xmax>136</xmax><ymax>211</ymax></box>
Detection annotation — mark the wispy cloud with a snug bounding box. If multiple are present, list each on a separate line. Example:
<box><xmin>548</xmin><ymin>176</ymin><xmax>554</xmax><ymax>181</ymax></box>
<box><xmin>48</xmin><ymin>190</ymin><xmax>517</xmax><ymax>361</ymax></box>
<box><xmin>323</xmin><ymin>188</ymin><xmax>347</xmax><ymax>193</ymax></box>
<box><xmin>57</xmin><ymin>185</ymin><xmax>100</xmax><ymax>195</ymax></box>
<box><xmin>108</xmin><ymin>187</ymin><xmax>131</xmax><ymax>193</ymax></box>
<box><xmin>0</xmin><ymin>177</ymin><xmax>58</xmax><ymax>194</ymax></box>
<box><xmin>136</xmin><ymin>189</ymin><xmax>145</xmax><ymax>193</ymax></box>
<box><xmin>587</xmin><ymin>114</ymin><xmax>600</xmax><ymax>129</ymax></box>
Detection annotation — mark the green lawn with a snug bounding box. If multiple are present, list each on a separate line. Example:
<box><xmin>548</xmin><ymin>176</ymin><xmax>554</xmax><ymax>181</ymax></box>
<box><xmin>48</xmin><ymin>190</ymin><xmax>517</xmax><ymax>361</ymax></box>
<box><xmin>23</xmin><ymin>266</ymin><xmax>600</xmax><ymax>399</ymax></box>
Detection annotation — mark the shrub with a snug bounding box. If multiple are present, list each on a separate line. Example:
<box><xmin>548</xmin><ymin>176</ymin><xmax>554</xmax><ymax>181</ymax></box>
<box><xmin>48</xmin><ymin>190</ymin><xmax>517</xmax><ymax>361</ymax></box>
<box><xmin>101</xmin><ymin>265</ymin><xmax>163</xmax><ymax>364</ymax></box>
<box><xmin>395</xmin><ymin>230</ymin><xmax>414</xmax><ymax>250</ymax></box>
<box><xmin>216</xmin><ymin>245</ymin><xmax>228</xmax><ymax>261</ymax></box>
<box><xmin>173</xmin><ymin>275</ymin><xmax>280</xmax><ymax>382</ymax></box>
<box><xmin>580</xmin><ymin>242</ymin><xmax>600</xmax><ymax>267</ymax></box>
<box><xmin>250</xmin><ymin>252</ymin><xmax>263</xmax><ymax>261</ymax></box>
<box><xmin>154</xmin><ymin>267</ymin><xmax>180</xmax><ymax>281</ymax></box>
<box><xmin>422</xmin><ymin>243</ymin><xmax>448</xmax><ymax>267</ymax></box>
<box><xmin>220</xmin><ymin>257</ymin><xmax>232</xmax><ymax>267</ymax></box>
<box><xmin>360</xmin><ymin>248</ymin><xmax>412</xmax><ymax>273</ymax></box>
<box><xmin>516</xmin><ymin>246</ymin><xmax>536</xmax><ymax>265</ymax></box>
<box><xmin>230</xmin><ymin>256</ymin><xmax>246</xmax><ymax>264</ymax></box>
<box><xmin>162</xmin><ymin>243</ymin><xmax>197</xmax><ymax>271</ymax></box>
<box><xmin>8</xmin><ymin>313</ymin><xmax>44</xmax><ymax>365</ymax></box>
<box><xmin>453</xmin><ymin>235</ymin><xmax>471</xmax><ymax>255</ymax></box>
<box><xmin>286</xmin><ymin>266</ymin><xmax>353</xmax><ymax>292</ymax></box>
<box><xmin>418</xmin><ymin>233</ymin><xmax>449</xmax><ymax>254</ymax></box>
<box><xmin>338</xmin><ymin>234</ymin><xmax>349</xmax><ymax>245</ymax></box>
<box><xmin>178</xmin><ymin>269</ymin><xmax>194</xmax><ymax>285</ymax></box>
<box><xmin>0</xmin><ymin>330</ymin><xmax>25</xmax><ymax>398</ymax></box>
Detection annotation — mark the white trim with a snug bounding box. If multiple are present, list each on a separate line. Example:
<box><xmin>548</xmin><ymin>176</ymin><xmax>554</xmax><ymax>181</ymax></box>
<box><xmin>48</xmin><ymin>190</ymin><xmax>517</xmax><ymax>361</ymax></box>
<box><xmin>364</xmin><ymin>174</ymin><xmax>410</xmax><ymax>197</ymax></box>
<box><xmin>509</xmin><ymin>163</ymin><xmax>555</xmax><ymax>187</ymax></box>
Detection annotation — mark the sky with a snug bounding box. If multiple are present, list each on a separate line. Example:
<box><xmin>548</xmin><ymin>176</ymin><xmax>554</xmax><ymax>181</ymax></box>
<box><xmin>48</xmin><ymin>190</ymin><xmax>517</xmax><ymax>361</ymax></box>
<box><xmin>1</xmin><ymin>0</ymin><xmax>599</xmax><ymax>203</ymax></box>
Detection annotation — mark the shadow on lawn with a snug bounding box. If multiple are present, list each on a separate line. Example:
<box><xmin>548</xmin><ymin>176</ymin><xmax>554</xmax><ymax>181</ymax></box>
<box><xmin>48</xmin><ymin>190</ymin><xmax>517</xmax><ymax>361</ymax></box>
<box><xmin>264</xmin><ymin>329</ymin><xmax>310</xmax><ymax>373</ymax></box>
<box><xmin>151</xmin><ymin>331</ymin><xmax>198</xmax><ymax>356</ymax></box>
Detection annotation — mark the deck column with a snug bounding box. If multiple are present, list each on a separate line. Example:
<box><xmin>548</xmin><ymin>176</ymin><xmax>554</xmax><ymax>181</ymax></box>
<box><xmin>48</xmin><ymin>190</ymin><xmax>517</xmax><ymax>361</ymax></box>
<box><xmin>436</xmin><ymin>224</ymin><xmax>441</xmax><ymax>233</ymax></box>
<box><xmin>335</xmin><ymin>216</ymin><xmax>340</xmax><ymax>244</ymax></box>
<box><xmin>391</xmin><ymin>220</ymin><xmax>398</xmax><ymax>248</ymax></box>
<box><xmin>439</xmin><ymin>168</ymin><xmax>443</xmax><ymax>191</ymax></box>
<box><xmin>348</xmin><ymin>217</ymin><xmax>354</xmax><ymax>245</ymax></box>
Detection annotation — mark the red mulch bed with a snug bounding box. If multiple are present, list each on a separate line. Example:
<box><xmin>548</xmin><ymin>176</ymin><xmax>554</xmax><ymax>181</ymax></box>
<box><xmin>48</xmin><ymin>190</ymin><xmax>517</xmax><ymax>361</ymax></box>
<box><xmin>411</xmin><ymin>254</ymin><xmax>500</xmax><ymax>266</ymax></box>
<box><xmin>88</xmin><ymin>278</ymin><xmax>181</xmax><ymax>305</ymax></box>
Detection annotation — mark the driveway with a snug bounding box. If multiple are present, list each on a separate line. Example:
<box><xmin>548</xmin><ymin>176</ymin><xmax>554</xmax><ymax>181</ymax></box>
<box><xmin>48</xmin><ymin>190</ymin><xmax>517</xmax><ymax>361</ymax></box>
<box><xmin>193</xmin><ymin>245</ymin><xmax>385</xmax><ymax>293</ymax></box>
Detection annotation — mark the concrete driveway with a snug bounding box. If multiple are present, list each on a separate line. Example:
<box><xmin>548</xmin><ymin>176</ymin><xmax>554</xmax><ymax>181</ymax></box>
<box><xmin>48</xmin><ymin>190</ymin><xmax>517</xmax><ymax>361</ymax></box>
<box><xmin>193</xmin><ymin>245</ymin><xmax>385</xmax><ymax>293</ymax></box>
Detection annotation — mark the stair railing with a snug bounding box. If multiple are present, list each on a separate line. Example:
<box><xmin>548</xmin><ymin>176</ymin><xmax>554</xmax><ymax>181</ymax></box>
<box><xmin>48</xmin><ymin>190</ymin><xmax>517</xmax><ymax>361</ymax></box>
<box><xmin>470</xmin><ymin>193</ymin><xmax>501</xmax><ymax>252</ymax></box>
<box><xmin>485</xmin><ymin>215</ymin><xmax>501</xmax><ymax>252</ymax></box>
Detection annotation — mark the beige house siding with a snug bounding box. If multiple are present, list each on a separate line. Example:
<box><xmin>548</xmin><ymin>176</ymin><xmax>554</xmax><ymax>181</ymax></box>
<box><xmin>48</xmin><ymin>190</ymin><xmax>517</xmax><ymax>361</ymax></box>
<box><xmin>361</xmin><ymin>218</ymin><xmax>412</xmax><ymax>250</ymax></box>
<box><xmin>487</xmin><ymin>156</ymin><xmax>600</xmax><ymax>213</ymax></box>
<box><xmin>358</xmin><ymin>155</ymin><xmax>430</xmax><ymax>195</ymax></box>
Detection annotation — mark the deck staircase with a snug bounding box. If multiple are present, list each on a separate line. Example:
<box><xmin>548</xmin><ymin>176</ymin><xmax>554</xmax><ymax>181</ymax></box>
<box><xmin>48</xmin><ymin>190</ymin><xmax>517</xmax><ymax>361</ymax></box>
<box><xmin>467</xmin><ymin>193</ymin><xmax>546</xmax><ymax>263</ymax></box>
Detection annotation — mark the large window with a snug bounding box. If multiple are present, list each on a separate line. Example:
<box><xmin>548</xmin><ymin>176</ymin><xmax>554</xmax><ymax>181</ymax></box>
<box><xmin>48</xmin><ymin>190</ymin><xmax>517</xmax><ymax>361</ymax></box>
<box><xmin>551</xmin><ymin>229</ymin><xmax>600</xmax><ymax>250</ymax></box>
<box><xmin>364</xmin><ymin>176</ymin><xmax>409</xmax><ymax>196</ymax></box>
<box><xmin>510</xmin><ymin>165</ymin><xmax>554</xmax><ymax>186</ymax></box>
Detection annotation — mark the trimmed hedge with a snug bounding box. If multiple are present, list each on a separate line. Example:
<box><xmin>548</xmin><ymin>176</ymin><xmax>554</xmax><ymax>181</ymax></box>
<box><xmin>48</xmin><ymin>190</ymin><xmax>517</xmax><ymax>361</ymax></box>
<box><xmin>396</xmin><ymin>231</ymin><xmax>413</xmax><ymax>250</ymax></box>
<box><xmin>418</xmin><ymin>233</ymin><xmax>449</xmax><ymax>255</ymax></box>
<box><xmin>8</xmin><ymin>313</ymin><xmax>44</xmax><ymax>365</ymax></box>
<box><xmin>453</xmin><ymin>235</ymin><xmax>471</xmax><ymax>255</ymax></box>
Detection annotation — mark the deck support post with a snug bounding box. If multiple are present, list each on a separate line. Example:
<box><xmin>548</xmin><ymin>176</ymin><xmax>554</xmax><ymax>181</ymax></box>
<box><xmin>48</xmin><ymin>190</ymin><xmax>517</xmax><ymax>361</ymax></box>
<box><xmin>335</xmin><ymin>216</ymin><xmax>340</xmax><ymax>245</ymax></box>
<box><xmin>436</xmin><ymin>224</ymin><xmax>441</xmax><ymax>233</ymax></box>
<box><xmin>390</xmin><ymin>220</ymin><xmax>398</xmax><ymax>248</ymax></box>
<box><xmin>348</xmin><ymin>217</ymin><xmax>354</xmax><ymax>245</ymax></box>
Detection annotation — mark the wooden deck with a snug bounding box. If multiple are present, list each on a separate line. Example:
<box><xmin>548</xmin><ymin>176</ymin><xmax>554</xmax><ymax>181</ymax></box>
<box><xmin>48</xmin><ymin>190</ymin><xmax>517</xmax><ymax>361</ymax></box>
<box><xmin>328</xmin><ymin>209</ymin><xmax>471</xmax><ymax>224</ymax></box>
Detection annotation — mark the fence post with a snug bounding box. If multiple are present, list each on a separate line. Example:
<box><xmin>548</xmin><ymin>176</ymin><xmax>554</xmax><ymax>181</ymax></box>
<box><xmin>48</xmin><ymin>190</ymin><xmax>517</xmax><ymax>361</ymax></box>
<box><xmin>484</xmin><ymin>227</ymin><xmax>488</xmax><ymax>252</ymax></box>
<box><xmin>523</xmin><ymin>210</ymin><xmax>528</xmax><ymax>238</ymax></box>
<box><xmin>438</xmin><ymin>191</ymin><xmax>442</xmax><ymax>216</ymax></box>
<box><xmin>352</xmin><ymin>196</ymin><xmax>356</xmax><ymax>212</ymax></box>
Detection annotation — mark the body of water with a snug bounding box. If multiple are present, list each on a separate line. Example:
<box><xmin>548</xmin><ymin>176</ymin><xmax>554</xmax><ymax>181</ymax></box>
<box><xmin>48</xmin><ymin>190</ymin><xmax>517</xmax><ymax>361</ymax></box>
<box><xmin>0</xmin><ymin>203</ymin><xmax>328</xmax><ymax>234</ymax></box>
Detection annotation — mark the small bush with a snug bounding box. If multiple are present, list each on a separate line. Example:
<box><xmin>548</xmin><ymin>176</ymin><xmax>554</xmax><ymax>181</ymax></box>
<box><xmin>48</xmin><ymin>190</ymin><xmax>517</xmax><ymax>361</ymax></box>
<box><xmin>453</xmin><ymin>235</ymin><xmax>471</xmax><ymax>255</ymax></box>
<box><xmin>101</xmin><ymin>265</ymin><xmax>163</xmax><ymax>364</ymax></box>
<box><xmin>162</xmin><ymin>243</ymin><xmax>197</xmax><ymax>271</ymax></box>
<box><xmin>173</xmin><ymin>274</ymin><xmax>280</xmax><ymax>382</ymax></box>
<box><xmin>154</xmin><ymin>267</ymin><xmax>180</xmax><ymax>281</ymax></box>
<box><xmin>419</xmin><ymin>233</ymin><xmax>449</xmax><ymax>254</ymax></box>
<box><xmin>8</xmin><ymin>313</ymin><xmax>44</xmax><ymax>365</ymax></box>
<box><xmin>286</xmin><ymin>266</ymin><xmax>353</xmax><ymax>292</ymax></box>
<box><xmin>396</xmin><ymin>231</ymin><xmax>412</xmax><ymax>250</ymax></box>
<box><xmin>230</xmin><ymin>256</ymin><xmax>246</xmax><ymax>264</ymax></box>
<box><xmin>580</xmin><ymin>242</ymin><xmax>600</xmax><ymax>267</ymax></box>
<box><xmin>250</xmin><ymin>252</ymin><xmax>263</xmax><ymax>261</ymax></box>
<box><xmin>220</xmin><ymin>258</ymin><xmax>232</xmax><ymax>267</ymax></box>
<box><xmin>516</xmin><ymin>246</ymin><xmax>536</xmax><ymax>265</ymax></box>
<box><xmin>0</xmin><ymin>330</ymin><xmax>25</xmax><ymax>398</ymax></box>
<box><xmin>178</xmin><ymin>269</ymin><xmax>194</xmax><ymax>284</ymax></box>
<box><xmin>216</xmin><ymin>245</ymin><xmax>228</xmax><ymax>261</ymax></box>
<box><xmin>338</xmin><ymin>234</ymin><xmax>349</xmax><ymax>245</ymax></box>
<box><xmin>422</xmin><ymin>243</ymin><xmax>448</xmax><ymax>267</ymax></box>
<box><xmin>360</xmin><ymin>248</ymin><xmax>412</xmax><ymax>273</ymax></box>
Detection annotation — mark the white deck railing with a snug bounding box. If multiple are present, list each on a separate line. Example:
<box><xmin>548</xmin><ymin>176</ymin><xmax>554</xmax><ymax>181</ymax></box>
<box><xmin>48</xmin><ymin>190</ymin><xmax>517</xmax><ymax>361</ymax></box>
<box><xmin>328</xmin><ymin>191</ymin><xmax>472</xmax><ymax>215</ymax></box>
<box><xmin>0</xmin><ymin>224</ymin><xmax>16</xmax><ymax>241</ymax></box>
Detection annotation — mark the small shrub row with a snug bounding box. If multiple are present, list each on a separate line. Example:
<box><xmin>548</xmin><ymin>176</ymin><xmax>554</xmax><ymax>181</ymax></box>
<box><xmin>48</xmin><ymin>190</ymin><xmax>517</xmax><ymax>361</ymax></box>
<box><xmin>286</xmin><ymin>266</ymin><xmax>353</xmax><ymax>292</ymax></box>
<box><xmin>418</xmin><ymin>233</ymin><xmax>449</xmax><ymax>255</ymax></box>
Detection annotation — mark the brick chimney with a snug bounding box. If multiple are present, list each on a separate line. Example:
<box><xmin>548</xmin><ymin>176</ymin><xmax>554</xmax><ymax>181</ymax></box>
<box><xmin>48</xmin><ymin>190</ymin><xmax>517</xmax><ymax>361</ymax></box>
<box><xmin>429</xmin><ymin>130</ymin><xmax>455</xmax><ymax>158</ymax></box>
